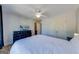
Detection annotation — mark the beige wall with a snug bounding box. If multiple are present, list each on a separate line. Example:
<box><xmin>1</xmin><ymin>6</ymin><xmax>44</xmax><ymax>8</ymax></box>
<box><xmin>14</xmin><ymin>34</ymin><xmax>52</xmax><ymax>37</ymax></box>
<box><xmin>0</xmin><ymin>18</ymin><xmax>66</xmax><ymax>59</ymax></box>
<box><xmin>76</xmin><ymin>8</ymin><xmax>79</xmax><ymax>33</ymax></box>
<box><xmin>42</xmin><ymin>11</ymin><xmax>76</xmax><ymax>39</ymax></box>
<box><xmin>2</xmin><ymin>12</ymin><xmax>34</xmax><ymax>46</ymax></box>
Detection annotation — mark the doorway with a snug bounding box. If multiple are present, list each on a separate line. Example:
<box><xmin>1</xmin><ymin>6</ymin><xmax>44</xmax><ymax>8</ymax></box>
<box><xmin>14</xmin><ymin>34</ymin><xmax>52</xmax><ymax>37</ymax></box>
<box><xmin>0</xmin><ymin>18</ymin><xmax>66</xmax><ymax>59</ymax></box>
<box><xmin>34</xmin><ymin>18</ymin><xmax>42</xmax><ymax>35</ymax></box>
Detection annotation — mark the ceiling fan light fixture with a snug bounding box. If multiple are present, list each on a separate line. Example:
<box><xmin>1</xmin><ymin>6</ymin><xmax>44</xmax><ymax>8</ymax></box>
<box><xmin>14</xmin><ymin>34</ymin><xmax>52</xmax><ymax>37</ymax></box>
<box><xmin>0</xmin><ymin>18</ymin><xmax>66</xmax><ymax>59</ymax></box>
<box><xmin>35</xmin><ymin>13</ymin><xmax>41</xmax><ymax>18</ymax></box>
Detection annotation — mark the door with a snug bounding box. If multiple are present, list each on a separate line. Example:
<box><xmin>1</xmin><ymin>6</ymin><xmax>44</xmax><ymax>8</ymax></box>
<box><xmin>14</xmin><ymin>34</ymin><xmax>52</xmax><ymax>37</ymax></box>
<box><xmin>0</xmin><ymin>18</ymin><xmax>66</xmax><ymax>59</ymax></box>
<box><xmin>0</xmin><ymin>5</ymin><xmax>4</xmax><ymax>48</ymax></box>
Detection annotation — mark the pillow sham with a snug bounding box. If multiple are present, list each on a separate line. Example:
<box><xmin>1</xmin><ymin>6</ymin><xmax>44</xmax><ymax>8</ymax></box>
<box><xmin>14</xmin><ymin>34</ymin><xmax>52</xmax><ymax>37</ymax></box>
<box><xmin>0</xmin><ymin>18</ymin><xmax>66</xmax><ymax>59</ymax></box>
<box><xmin>73</xmin><ymin>33</ymin><xmax>79</xmax><ymax>39</ymax></box>
<box><xmin>70</xmin><ymin>33</ymin><xmax>79</xmax><ymax>42</ymax></box>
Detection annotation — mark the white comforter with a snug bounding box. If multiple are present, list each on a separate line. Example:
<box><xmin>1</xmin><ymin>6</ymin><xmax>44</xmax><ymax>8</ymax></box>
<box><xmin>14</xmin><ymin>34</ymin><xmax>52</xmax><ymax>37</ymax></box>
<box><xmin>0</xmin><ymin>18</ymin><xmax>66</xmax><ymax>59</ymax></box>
<box><xmin>10</xmin><ymin>35</ymin><xmax>79</xmax><ymax>54</ymax></box>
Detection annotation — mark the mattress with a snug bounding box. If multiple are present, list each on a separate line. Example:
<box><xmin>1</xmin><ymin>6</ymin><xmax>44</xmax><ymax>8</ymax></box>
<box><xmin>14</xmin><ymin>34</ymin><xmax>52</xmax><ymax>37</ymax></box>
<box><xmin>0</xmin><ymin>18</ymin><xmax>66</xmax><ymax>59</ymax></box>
<box><xmin>10</xmin><ymin>35</ymin><xmax>78</xmax><ymax>54</ymax></box>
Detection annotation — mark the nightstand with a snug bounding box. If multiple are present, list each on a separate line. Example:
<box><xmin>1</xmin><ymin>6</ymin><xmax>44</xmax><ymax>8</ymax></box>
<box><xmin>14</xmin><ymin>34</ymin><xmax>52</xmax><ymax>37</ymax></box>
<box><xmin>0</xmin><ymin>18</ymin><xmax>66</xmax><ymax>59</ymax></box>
<box><xmin>66</xmin><ymin>37</ymin><xmax>72</xmax><ymax>41</ymax></box>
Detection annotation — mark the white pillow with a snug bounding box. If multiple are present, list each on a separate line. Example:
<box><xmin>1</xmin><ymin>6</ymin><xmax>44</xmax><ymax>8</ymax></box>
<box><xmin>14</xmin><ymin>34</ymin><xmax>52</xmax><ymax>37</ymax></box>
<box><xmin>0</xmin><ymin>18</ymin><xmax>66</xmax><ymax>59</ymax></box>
<box><xmin>70</xmin><ymin>33</ymin><xmax>79</xmax><ymax>42</ymax></box>
<box><xmin>73</xmin><ymin>33</ymin><xmax>79</xmax><ymax>39</ymax></box>
<box><xmin>70</xmin><ymin>33</ymin><xmax>79</xmax><ymax>52</ymax></box>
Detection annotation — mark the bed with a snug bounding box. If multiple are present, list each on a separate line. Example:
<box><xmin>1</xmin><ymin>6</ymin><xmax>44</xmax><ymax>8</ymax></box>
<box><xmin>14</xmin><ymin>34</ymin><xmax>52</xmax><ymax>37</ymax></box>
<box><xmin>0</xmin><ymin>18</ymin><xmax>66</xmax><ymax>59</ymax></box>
<box><xmin>10</xmin><ymin>34</ymin><xmax>79</xmax><ymax>54</ymax></box>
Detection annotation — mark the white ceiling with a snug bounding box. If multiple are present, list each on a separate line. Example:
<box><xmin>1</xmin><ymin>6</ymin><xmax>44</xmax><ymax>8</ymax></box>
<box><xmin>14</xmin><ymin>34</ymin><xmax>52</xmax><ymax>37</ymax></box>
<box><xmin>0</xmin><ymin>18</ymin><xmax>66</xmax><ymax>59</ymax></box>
<box><xmin>2</xmin><ymin>4</ymin><xmax>79</xmax><ymax>19</ymax></box>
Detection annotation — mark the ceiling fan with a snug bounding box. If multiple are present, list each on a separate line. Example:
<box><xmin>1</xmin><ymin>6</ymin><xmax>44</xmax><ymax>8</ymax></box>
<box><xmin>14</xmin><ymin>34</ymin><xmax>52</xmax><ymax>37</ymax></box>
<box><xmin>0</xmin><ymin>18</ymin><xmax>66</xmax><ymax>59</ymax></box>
<box><xmin>26</xmin><ymin>5</ymin><xmax>48</xmax><ymax>18</ymax></box>
<box><xmin>25</xmin><ymin>5</ymin><xmax>49</xmax><ymax>19</ymax></box>
<box><xmin>34</xmin><ymin>8</ymin><xmax>47</xmax><ymax>18</ymax></box>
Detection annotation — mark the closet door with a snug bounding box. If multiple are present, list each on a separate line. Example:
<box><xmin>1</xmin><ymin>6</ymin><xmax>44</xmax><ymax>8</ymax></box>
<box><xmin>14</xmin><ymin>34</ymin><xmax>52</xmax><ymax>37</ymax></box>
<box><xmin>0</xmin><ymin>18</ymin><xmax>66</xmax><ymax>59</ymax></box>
<box><xmin>0</xmin><ymin>5</ymin><xmax>4</xmax><ymax>48</ymax></box>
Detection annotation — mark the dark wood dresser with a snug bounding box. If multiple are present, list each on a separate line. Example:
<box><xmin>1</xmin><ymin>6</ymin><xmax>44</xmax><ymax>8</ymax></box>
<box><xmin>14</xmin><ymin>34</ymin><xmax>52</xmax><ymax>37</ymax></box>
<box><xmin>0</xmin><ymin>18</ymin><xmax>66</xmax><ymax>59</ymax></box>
<box><xmin>13</xmin><ymin>30</ymin><xmax>32</xmax><ymax>43</ymax></box>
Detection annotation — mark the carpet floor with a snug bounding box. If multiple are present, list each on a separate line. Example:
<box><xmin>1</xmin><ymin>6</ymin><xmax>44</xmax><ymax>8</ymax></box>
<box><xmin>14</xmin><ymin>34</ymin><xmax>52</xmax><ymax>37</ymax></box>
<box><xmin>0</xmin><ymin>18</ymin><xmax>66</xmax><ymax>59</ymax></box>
<box><xmin>0</xmin><ymin>45</ymin><xmax>12</xmax><ymax>54</ymax></box>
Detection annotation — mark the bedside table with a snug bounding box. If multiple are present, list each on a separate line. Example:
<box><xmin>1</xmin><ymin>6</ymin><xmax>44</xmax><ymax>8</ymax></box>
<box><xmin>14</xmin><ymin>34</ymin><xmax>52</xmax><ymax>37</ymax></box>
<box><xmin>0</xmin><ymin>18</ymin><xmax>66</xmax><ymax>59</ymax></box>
<box><xmin>66</xmin><ymin>37</ymin><xmax>72</xmax><ymax>41</ymax></box>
